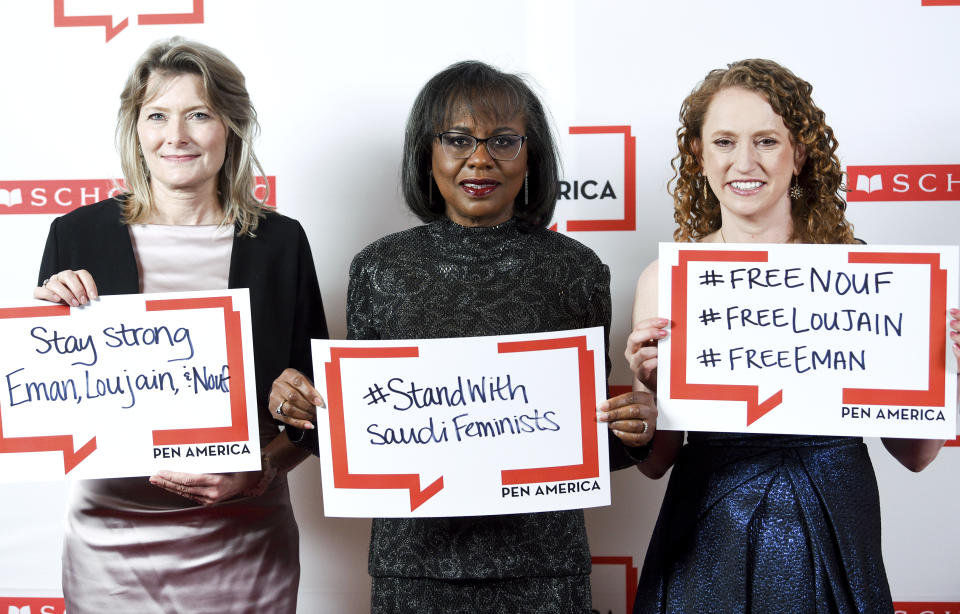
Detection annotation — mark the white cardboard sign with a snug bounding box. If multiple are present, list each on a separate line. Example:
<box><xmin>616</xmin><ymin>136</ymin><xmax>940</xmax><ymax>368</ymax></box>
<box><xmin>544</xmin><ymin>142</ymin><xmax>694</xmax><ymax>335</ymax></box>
<box><xmin>311</xmin><ymin>327</ymin><xmax>610</xmax><ymax>518</ymax></box>
<box><xmin>0</xmin><ymin>290</ymin><xmax>260</xmax><ymax>481</ymax></box>
<box><xmin>657</xmin><ymin>243</ymin><xmax>958</xmax><ymax>438</ymax></box>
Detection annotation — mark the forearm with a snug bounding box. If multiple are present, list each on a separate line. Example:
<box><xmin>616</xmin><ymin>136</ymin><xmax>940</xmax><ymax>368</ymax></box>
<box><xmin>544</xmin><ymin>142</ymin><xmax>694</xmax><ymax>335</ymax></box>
<box><xmin>881</xmin><ymin>437</ymin><xmax>946</xmax><ymax>472</ymax></box>
<box><xmin>262</xmin><ymin>430</ymin><xmax>312</xmax><ymax>475</ymax></box>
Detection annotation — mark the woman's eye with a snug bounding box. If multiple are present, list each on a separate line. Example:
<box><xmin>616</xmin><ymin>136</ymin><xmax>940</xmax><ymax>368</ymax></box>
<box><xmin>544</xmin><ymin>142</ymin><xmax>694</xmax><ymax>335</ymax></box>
<box><xmin>191</xmin><ymin>111</ymin><xmax>211</xmax><ymax>120</ymax></box>
<box><xmin>714</xmin><ymin>138</ymin><xmax>733</xmax><ymax>147</ymax></box>
<box><xmin>146</xmin><ymin>112</ymin><xmax>165</xmax><ymax>121</ymax></box>
<box><xmin>757</xmin><ymin>137</ymin><xmax>778</xmax><ymax>147</ymax></box>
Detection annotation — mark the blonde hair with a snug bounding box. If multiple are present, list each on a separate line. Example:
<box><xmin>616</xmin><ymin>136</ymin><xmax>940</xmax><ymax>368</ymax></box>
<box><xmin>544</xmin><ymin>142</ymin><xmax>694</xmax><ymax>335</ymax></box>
<box><xmin>117</xmin><ymin>36</ymin><xmax>266</xmax><ymax>235</ymax></box>
<box><xmin>670</xmin><ymin>58</ymin><xmax>854</xmax><ymax>244</ymax></box>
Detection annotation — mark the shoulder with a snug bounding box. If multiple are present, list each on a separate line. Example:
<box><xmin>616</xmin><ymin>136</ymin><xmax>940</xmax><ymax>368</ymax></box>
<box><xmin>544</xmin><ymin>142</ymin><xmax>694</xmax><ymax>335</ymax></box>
<box><xmin>527</xmin><ymin>228</ymin><xmax>606</xmax><ymax>269</ymax></box>
<box><xmin>349</xmin><ymin>224</ymin><xmax>429</xmax><ymax>272</ymax></box>
<box><xmin>51</xmin><ymin>198</ymin><xmax>124</xmax><ymax>230</ymax></box>
<box><xmin>250</xmin><ymin>209</ymin><xmax>307</xmax><ymax>241</ymax></box>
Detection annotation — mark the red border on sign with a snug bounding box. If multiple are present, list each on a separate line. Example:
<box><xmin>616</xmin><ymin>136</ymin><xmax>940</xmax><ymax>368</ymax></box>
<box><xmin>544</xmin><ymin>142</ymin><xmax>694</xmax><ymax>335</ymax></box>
<box><xmin>670</xmin><ymin>249</ymin><xmax>782</xmax><ymax>426</ymax></box>
<box><xmin>324</xmin><ymin>346</ymin><xmax>443</xmax><ymax>512</ymax></box>
<box><xmin>0</xmin><ymin>305</ymin><xmax>95</xmax><ymax>473</ymax></box>
<box><xmin>323</xmin><ymin>335</ymin><xmax>601</xmax><ymax>511</ymax></box>
<box><xmin>670</xmin><ymin>249</ymin><xmax>949</xmax><ymax>427</ymax></box>
<box><xmin>842</xmin><ymin>252</ymin><xmax>947</xmax><ymax>406</ymax></box>
<box><xmin>146</xmin><ymin>296</ymin><xmax>249</xmax><ymax>445</ymax></box>
<box><xmin>498</xmin><ymin>335</ymin><xmax>600</xmax><ymax>483</ymax></box>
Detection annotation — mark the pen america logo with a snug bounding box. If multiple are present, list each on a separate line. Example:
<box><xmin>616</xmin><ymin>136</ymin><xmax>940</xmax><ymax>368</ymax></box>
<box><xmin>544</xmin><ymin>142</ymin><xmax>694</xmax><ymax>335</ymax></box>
<box><xmin>552</xmin><ymin>126</ymin><xmax>636</xmax><ymax>233</ymax></box>
<box><xmin>0</xmin><ymin>177</ymin><xmax>276</xmax><ymax>214</ymax></box>
<box><xmin>846</xmin><ymin>165</ymin><xmax>960</xmax><ymax>202</ymax></box>
<box><xmin>53</xmin><ymin>0</ymin><xmax>204</xmax><ymax>42</ymax></box>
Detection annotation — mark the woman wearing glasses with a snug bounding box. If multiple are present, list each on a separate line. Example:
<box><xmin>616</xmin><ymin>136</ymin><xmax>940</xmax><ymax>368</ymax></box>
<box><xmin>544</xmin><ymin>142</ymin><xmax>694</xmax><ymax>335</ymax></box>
<box><xmin>271</xmin><ymin>60</ymin><xmax>648</xmax><ymax>613</ymax></box>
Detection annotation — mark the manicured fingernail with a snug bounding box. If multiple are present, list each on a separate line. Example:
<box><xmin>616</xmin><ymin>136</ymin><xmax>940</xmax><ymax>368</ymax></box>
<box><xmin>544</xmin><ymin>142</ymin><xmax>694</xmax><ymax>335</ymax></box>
<box><xmin>315</xmin><ymin>397</ymin><xmax>326</xmax><ymax>408</ymax></box>
<box><xmin>596</xmin><ymin>411</ymin><xmax>607</xmax><ymax>423</ymax></box>
<box><xmin>303</xmin><ymin>422</ymin><xmax>315</xmax><ymax>430</ymax></box>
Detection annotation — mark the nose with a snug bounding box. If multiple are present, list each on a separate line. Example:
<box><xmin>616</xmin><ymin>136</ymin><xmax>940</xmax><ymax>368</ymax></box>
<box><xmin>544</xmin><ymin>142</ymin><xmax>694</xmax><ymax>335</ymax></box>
<box><xmin>164</xmin><ymin>117</ymin><xmax>189</xmax><ymax>145</ymax></box>
<box><xmin>466</xmin><ymin>139</ymin><xmax>494</xmax><ymax>168</ymax></box>
<box><xmin>732</xmin><ymin>142</ymin><xmax>758</xmax><ymax>172</ymax></box>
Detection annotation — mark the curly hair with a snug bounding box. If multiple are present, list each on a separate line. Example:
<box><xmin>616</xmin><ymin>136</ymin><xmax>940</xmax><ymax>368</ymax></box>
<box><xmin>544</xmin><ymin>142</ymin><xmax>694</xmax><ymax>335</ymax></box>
<box><xmin>117</xmin><ymin>37</ymin><xmax>267</xmax><ymax>236</ymax></box>
<box><xmin>670</xmin><ymin>58</ymin><xmax>854</xmax><ymax>244</ymax></box>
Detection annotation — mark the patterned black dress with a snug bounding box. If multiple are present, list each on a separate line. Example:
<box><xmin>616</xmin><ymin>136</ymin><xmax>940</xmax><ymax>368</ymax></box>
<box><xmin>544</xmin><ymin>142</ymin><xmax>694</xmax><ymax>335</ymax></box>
<box><xmin>634</xmin><ymin>432</ymin><xmax>894</xmax><ymax>613</ymax></box>
<box><xmin>347</xmin><ymin>218</ymin><xmax>611</xmax><ymax>614</ymax></box>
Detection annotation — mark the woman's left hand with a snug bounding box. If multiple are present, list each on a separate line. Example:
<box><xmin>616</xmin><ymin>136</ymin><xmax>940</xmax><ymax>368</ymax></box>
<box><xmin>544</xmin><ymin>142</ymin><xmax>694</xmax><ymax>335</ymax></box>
<box><xmin>149</xmin><ymin>470</ymin><xmax>268</xmax><ymax>506</ymax></box>
<box><xmin>597</xmin><ymin>390</ymin><xmax>657</xmax><ymax>447</ymax></box>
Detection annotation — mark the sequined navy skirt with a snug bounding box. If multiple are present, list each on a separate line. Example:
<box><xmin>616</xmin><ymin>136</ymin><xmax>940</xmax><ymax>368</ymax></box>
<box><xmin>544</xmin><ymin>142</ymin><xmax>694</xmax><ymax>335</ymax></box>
<box><xmin>634</xmin><ymin>433</ymin><xmax>893</xmax><ymax>614</ymax></box>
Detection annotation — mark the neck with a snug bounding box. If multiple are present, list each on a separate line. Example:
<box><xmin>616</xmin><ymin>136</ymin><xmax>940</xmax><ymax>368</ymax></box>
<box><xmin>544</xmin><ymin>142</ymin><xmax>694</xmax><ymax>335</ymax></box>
<box><xmin>718</xmin><ymin>206</ymin><xmax>794</xmax><ymax>244</ymax></box>
<box><xmin>149</xmin><ymin>183</ymin><xmax>223</xmax><ymax>225</ymax></box>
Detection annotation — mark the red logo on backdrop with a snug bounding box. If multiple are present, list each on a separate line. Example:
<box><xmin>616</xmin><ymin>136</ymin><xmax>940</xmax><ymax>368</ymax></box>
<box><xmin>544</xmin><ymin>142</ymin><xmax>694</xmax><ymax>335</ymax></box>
<box><xmin>846</xmin><ymin>165</ymin><xmax>960</xmax><ymax>202</ymax></box>
<box><xmin>552</xmin><ymin>126</ymin><xmax>636</xmax><ymax>233</ymax></box>
<box><xmin>0</xmin><ymin>597</ymin><xmax>65</xmax><ymax>614</ymax></box>
<box><xmin>0</xmin><ymin>177</ymin><xmax>276</xmax><ymax>214</ymax></box>
<box><xmin>53</xmin><ymin>0</ymin><xmax>204</xmax><ymax>42</ymax></box>
<box><xmin>921</xmin><ymin>0</ymin><xmax>960</xmax><ymax>5</ymax></box>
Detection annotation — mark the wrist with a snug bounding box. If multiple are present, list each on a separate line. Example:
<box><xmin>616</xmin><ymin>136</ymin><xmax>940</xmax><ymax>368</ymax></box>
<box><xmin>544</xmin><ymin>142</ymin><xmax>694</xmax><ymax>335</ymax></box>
<box><xmin>242</xmin><ymin>453</ymin><xmax>279</xmax><ymax>497</ymax></box>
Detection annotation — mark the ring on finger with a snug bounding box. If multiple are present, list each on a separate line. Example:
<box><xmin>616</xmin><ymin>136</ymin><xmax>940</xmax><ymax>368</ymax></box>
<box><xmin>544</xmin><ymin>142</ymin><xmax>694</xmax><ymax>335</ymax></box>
<box><xmin>276</xmin><ymin>400</ymin><xmax>286</xmax><ymax>417</ymax></box>
<box><xmin>640</xmin><ymin>419</ymin><xmax>648</xmax><ymax>434</ymax></box>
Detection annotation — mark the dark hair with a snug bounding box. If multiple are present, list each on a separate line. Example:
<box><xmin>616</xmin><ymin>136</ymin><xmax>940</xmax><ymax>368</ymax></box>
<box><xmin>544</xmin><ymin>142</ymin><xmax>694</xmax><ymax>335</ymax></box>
<box><xmin>401</xmin><ymin>60</ymin><xmax>559</xmax><ymax>231</ymax></box>
<box><xmin>670</xmin><ymin>58</ymin><xmax>854</xmax><ymax>244</ymax></box>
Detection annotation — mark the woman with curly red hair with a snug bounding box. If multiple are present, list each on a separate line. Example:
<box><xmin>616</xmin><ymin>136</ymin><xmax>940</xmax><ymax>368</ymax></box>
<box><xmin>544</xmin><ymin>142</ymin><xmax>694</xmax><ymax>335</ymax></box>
<box><xmin>601</xmin><ymin>58</ymin><xmax>952</xmax><ymax>613</ymax></box>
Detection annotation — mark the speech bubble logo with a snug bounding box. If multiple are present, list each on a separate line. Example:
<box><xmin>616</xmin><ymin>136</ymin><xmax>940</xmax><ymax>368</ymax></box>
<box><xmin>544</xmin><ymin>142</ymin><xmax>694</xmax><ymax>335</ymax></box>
<box><xmin>323</xmin><ymin>335</ymin><xmax>601</xmax><ymax>512</ymax></box>
<box><xmin>670</xmin><ymin>249</ymin><xmax>949</xmax><ymax>428</ymax></box>
<box><xmin>53</xmin><ymin>0</ymin><xmax>204</xmax><ymax>42</ymax></box>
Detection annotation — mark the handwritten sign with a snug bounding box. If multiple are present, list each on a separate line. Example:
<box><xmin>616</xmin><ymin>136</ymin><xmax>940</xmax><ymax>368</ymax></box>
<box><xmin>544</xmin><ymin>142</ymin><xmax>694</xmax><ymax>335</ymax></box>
<box><xmin>0</xmin><ymin>290</ymin><xmax>260</xmax><ymax>482</ymax></box>
<box><xmin>657</xmin><ymin>243</ymin><xmax>958</xmax><ymax>438</ymax></box>
<box><xmin>312</xmin><ymin>328</ymin><xmax>610</xmax><ymax>518</ymax></box>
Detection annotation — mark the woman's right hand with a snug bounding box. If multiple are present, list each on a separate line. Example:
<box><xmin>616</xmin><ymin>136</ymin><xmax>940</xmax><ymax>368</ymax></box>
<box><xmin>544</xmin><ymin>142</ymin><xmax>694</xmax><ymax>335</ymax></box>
<box><xmin>34</xmin><ymin>269</ymin><xmax>98</xmax><ymax>306</ymax></box>
<box><xmin>269</xmin><ymin>368</ymin><xmax>325</xmax><ymax>431</ymax></box>
<box><xmin>624</xmin><ymin>317</ymin><xmax>669</xmax><ymax>392</ymax></box>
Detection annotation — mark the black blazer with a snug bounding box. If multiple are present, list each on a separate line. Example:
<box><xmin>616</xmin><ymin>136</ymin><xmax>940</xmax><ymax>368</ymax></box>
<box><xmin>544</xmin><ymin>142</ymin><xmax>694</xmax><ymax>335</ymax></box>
<box><xmin>38</xmin><ymin>198</ymin><xmax>328</xmax><ymax>450</ymax></box>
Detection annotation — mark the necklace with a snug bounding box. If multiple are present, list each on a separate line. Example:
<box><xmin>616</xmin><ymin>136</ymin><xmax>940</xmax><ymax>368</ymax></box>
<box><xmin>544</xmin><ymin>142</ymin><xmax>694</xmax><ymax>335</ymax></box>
<box><xmin>719</xmin><ymin>226</ymin><xmax>727</xmax><ymax>243</ymax></box>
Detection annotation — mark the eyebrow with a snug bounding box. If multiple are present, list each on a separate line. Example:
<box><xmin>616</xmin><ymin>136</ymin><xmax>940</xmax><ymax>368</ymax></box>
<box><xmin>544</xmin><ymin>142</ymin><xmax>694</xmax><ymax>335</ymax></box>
<box><xmin>446</xmin><ymin>124</ymin><xmax>521</xmax><ymax>135</ymax></box>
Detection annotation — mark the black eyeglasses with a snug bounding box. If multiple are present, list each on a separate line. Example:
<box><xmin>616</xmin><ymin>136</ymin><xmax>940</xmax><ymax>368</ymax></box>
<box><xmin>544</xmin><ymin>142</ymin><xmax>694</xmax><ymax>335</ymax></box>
<box><xmin>435</xmin><ymin>132</ymin><xmax>528</xmax><ymax>161</ymax></box>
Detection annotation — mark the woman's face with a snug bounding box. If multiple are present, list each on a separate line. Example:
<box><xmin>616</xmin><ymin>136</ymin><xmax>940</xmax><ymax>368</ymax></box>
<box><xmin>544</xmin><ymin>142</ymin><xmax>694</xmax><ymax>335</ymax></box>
<box><xmin>431</xmin><ymin>109</ymin><xmax>528</xmax><ymax>228</ymax></box>
<box><xmin>699</xmin><ymin>87</ymin><xmax>805</xmax><ymax>227</ymax></box>
<box><xmin>137</xmin><ymin>72</ymin><xmax>228</xmax><ymax>201</ymax></box>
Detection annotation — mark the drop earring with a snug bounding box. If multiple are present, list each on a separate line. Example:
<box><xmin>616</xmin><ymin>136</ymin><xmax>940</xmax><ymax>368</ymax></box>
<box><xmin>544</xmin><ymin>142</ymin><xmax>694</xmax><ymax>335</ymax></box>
<box><xmin>428</xmin><ymin>170</ymin><xmax>433</xmax><ymax>206</ymax></box>
<box><xmin>524</xmin><ymin>171</ymin><xmax>529</xmax><ymax>207</ymax></box>
<box><xmin>701</xmin><ymin>176</ymin><xmax>708</xmax><ymax>201</ymax></box>
<box><xmin>790</xmin><ymin>175</ymin><xmax>804</xmax><ymax>200</ymax></box>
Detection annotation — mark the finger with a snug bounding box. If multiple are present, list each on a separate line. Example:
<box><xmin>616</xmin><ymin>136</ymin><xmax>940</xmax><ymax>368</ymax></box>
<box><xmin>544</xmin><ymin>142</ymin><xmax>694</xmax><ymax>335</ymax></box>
<box><xmin>271</xmin><ymin>383</ymin><xmax>316</xmax><ymax>426</ymax></box>
<box><xmin>611</xmin><ymin>426</ymin><xmax>654</xmax><ymax>447</ymax></box>
<box><xmin>631</xmin><ymin>317</ymin><xmax>671</xmax><ymax>334</ymax></box>
<box><xmin>54</xmin><ymin>270</ymin><xmax>92</xmax><ymax>306</ymax></box>
<box><xmin>75</xmin><ymin>269</ymin><xmax>99</xmax><ymax>301</ymax></box>
<box><xmin>270</xmin><ymin>370</ymin><xmax>320</xmax><ymax>429</ymax></box>
<box><xmin>280</xmin><ymin>368</ymin><xmax>325</xmax><ymax>408</ymax></box>
<box><xmin>33</xmin><ymin>284</ymin><xmax>68</xmax><ymax>304</ymax></box>
<box><xmin>41</xmin><ymin>276</ymin><xmax>82</xmax><ymax>307</ymax></box>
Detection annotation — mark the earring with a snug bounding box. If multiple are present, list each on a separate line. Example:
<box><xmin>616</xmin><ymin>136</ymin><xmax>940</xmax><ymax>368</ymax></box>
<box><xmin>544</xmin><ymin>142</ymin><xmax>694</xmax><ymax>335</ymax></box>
<box><xmin>790</xmin><ymin>175</ymin><xmax>804</xmax><ymax>200</ymax></box>
<box><xmin>428</xmin><ymin>170</ymin><xmax>433</xmax><ymax>206</ymax></box>
<box><xmin>701</xmin><ymin>177</ymin><xmax>708</xmax><ymax>201</ymax></box>
<box><xmin>524</xmin><ymin>171</ymin><xmax>529</xmax><ymax>207</ymax></box>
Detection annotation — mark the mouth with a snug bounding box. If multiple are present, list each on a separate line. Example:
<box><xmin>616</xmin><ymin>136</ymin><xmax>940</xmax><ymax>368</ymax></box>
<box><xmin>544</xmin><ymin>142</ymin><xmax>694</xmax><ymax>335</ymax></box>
<box><xmin>460</xmin><ymin>177</ymin><xmax>499</xmax><ymax>197</ymax></box>
<box><xmin>727</xmin><ymin>180</ymin><xmax>764</xmax><ymax>194</ymax></box>
<box><xmin>161</xmin><ymin>154</ymin><xmax>201</xmax><ymax>163</ymax></box>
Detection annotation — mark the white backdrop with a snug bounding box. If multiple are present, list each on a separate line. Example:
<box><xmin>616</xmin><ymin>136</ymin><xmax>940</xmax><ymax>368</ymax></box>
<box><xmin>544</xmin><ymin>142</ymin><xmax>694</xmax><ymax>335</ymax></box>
<box><xmin>0</xmin><ymin>1</ymin><xmax>958</xmax><ymax>612</ymax></box>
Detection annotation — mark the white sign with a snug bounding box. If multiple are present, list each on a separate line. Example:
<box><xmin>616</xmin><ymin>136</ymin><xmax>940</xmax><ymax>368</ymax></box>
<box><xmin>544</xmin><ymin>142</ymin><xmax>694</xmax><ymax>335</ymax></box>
<box><xmin>0</xmin><ymin>290</ymin><xmax>260</xmax><ymax>481</ymax></box>
<box><xmin>312</xmin><ymin>328</ymin><xmax>610</xmax><ymax>518</ymax></box>
<box><xmin>657</xmin><ymin>243</ymin><xmax>958</xmax><ymax>438</ymax></box>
